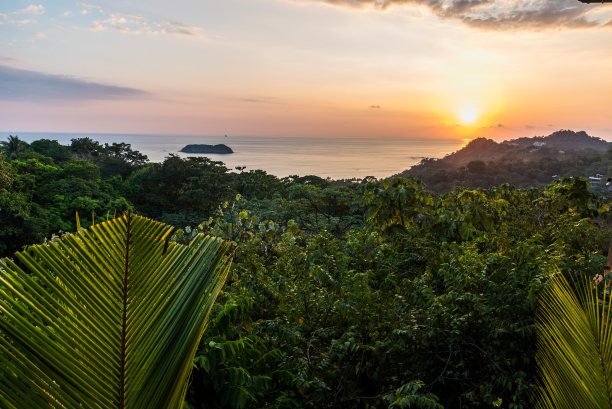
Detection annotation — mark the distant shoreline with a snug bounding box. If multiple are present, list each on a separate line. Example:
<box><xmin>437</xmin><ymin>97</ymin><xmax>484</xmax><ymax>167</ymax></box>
<box><xmin>0</xmin><ymin>132</ymin><xmax>465</xmax><ymax>179</ymax></box>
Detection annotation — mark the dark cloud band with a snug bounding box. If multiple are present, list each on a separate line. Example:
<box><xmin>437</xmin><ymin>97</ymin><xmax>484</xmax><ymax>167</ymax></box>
<box><xmin>314</xmin><ymin>0</ymin><xmax>611</xmax><ymax>30</ymax></box>
<box><xmin>0</xmin><ymin>65</ymin><xmax>149</xmax><ymax>101</ymax></box>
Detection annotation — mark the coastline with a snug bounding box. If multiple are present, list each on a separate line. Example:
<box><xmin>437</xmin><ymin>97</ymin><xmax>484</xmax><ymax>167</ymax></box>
<box><xmin>0</xmin><ymin>132</ymin><xmax>466</xmax><ymax>179</ymax></box>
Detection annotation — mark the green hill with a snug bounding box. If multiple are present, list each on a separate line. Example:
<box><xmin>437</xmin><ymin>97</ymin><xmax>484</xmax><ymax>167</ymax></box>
<box><xmin>399</xmin><ymin>130</ymin><xmax>612</xmax><ymax>193</ymax></box>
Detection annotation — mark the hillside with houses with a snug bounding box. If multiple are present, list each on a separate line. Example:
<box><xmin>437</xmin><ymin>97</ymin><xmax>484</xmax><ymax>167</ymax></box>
<box><xmin>400</xmin><ymin>130</ymin><xmax>612</xmax><ymax>193</ymax></box>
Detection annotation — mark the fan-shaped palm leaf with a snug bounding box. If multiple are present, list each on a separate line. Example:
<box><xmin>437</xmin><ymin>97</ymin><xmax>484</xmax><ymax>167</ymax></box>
<box><xmin>0</xmin><ymin>212</ymin><xmax>233</xmax><ymax>409</ymax></box>
<box><xmin>535</xmin><ymin>272</ymin><xmax>612</xmax><ymax>409</ymax></box>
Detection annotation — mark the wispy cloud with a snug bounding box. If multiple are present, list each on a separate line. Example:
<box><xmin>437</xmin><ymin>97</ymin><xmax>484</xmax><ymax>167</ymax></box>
<box><xmin>240</xmin><ymin>97</ymin><xmax>282</xmax><ymax>104</ymax></box>
<box><xmin>1</xmin><ymin>4</ymin><xmax>45</xmax><ymax>26</ymax></box>
<box><xmin>0</xmin><ymin>65</ymin><xmax>150</xmax><ymax>101</ymax></box>
<box><xmin>0</xmin><ymin>12</ymin><xmax>34</xmax><ymax>26</ymax></box>
<box><xmin>17</xmin><ymin>5</ymin><xmax>45</xmax><ymax>15</ymax></box>
<box><xmin>78</xmin><ymin>2</ymin><xmax>104</xmax><ymax>14</ymax></box>
<box><xmin>308</xmin><ymin>0</ymin><xmax>612</xmax><ymax>30</ymax></box>
<box><xmin>155</xmin><ymin>21</ymin><xmax>201</xmax><ymax>36</ymax></box>
<box><xmin>88</xmin><ymin>11</ymin><xmax>204</xmax><ymax>37</ymax></box>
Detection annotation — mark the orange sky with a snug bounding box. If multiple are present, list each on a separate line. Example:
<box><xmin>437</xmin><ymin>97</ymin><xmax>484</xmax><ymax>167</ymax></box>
<box><xmin>1</xmin><ymin>0</ymin><xmax>612</xmax><ymax>141</ymax></box>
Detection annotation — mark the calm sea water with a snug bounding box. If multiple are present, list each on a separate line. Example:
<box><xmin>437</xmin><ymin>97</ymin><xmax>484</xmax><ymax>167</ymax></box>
<box><xmin>1</xmin><ymin>132</ymin><xmax>466</xmax><ymax>179</ymax></box>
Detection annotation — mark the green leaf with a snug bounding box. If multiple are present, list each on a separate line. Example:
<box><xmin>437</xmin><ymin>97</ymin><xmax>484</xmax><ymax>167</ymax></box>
<box><xmin>535</xmin><ymin>272</ymin><xmax>612</xmax><ymax>409</ymax></box>
<box><xmin>0</xmin><ymin>212</ymin><xmax>233</xmax><ymax>409</ymax></box>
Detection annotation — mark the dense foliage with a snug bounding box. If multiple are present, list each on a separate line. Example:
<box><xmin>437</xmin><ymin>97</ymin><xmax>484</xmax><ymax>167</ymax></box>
<box><xmin>2</xmin><ymin>134</ymin><xmax>611</xmax><ymax>408</ymax></box>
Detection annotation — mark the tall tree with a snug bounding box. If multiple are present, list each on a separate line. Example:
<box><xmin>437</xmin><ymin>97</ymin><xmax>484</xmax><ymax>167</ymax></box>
<box><xmin>1</xmin><ymin>135</ymin><xmax>29</xmax><ymax>160</ymax></box>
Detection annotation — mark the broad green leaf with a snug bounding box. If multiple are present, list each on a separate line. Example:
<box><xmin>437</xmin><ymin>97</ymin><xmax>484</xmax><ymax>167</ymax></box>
<box><xmin>535</xmin><ymin>272</ymin><xmax>612</xmax><ymax>409</ymax></box>
<box><xmin>0</xmin><ymin>212</ymin><xmax>232</xmax><ymax>409</ymax></box>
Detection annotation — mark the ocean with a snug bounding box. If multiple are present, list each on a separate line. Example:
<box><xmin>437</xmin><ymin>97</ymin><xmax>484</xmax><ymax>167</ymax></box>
<box><xmin>0</xmin><ymin>132</ymin><xmax>467</xmax><ymax>180</ymax></box>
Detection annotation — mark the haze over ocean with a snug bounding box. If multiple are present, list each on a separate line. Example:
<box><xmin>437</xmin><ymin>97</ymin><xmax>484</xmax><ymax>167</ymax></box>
<box><xmin>0</xmin><ymin>132</ymin><xmax>466</xmax><ymax>179</ymax></box>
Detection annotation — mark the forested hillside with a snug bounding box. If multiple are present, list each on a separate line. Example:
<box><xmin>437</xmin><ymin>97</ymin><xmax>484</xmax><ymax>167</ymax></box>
<box><xmin>402</xmin><ymin>130</ymin><xmax>612</xmax><ymax>193</ymax></box>
<box><xmin>2</xmin><ymin>135</ymin><xmax>612</xmax><ymax>408</ymax></box>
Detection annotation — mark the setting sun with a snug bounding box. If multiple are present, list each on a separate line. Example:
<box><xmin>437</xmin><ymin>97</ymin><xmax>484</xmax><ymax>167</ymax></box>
<box><xmin>459</xmin><ymin>108</ymin><xmax>479</xmax><ymax>125</ymax></box>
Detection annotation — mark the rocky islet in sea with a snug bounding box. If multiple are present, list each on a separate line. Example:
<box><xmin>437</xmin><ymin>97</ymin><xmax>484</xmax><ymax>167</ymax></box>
<box><xmin>179</xmin><ymin>144</ymin><xmax>234</xmax><ymax>154</ymax></box>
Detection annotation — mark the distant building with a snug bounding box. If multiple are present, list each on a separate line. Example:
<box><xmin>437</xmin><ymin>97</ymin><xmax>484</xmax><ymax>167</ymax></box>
<box><xmin>589</xmin><ymin>175</ymin><xmax>603</xmax><ymax>185</ymax></box>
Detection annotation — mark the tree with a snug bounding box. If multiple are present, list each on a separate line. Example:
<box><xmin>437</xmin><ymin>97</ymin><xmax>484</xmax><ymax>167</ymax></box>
<box><xmin>467</xmin><ymin>160</ymin><xmax>486</xmax><ymax>174</ymax></box>
<box><xmin>70</xmin><ymin>137</ymin><xmax>105</xmax><ymax>159</ymax></box>
<box><xmin>0</xmin><ymin>155</ymin><xmax>13</xmax><ymax>190</ymax></box>
<box><xmin>0</xmin><ymin>213</ymin><xmax>233</xmax><ymax>409</ymax></box>
<box><xmin>126</xmin><ymin>155</ymin><xmax>233</xmax><ymax>221</ymax></box>
<box><xmin>363</xmin><ymin>177</ymin><xmax>433</xmax><ymax>235</ymax></box>
<box><xmin>1</xmin><ymin>135</ymin><xmax>30</xmax><ymax>160</ymax></box>
<box><xmin>30</xmin><ymin>139</ymin><xmax>72</xmax><ymax>163</ymax></box>
<box><xmin>104</xmin><ymin>142</ymin><xmax>148</xmax><ymax>167</ymax></box>
<box><xmin>98</xmin><ymin>142</ymin><xmax>149</xmax><ymax>179</ymax></box>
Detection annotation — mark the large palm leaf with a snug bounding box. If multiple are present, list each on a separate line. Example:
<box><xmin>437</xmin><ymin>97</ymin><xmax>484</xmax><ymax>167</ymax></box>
<box><xmin>0</xmin><ymin>212</ymin><xmax>233</xmax><ymax>409</ymax></box>
<box><xmin>535</xmin><ymin>272</ymin><xmax>612</xmax><ymax>409</ymax></box>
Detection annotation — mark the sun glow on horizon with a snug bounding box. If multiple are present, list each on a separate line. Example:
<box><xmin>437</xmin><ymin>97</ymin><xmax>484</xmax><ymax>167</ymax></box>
<box><xmin>459</xmin><ymin>108</ymin><xmax>479</xmax><ymax>125</ymax></box>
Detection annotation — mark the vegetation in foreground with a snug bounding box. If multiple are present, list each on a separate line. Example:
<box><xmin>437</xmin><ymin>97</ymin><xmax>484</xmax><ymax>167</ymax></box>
<box><xmin>1</xmin><ymin>134</ymin><xmax>612</xmax><ymax>408</ymax></box>
<box><xmin>534</xmin><ymin>271</ymin><xmax>612</xmax><ymax>409</ymax></box>
<box><xmin>0</xmin><ymin>214</ymin><xmax>232</xmax><ymax>409</ymax></box>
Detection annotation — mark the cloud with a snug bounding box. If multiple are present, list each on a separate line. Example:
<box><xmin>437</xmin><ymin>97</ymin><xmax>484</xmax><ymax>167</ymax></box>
<box><xmin>88</xmin><ymin>12</ymin><xmax>203</xmax><ymax>37</ymax></box>
<box><xmin>0</xmin><ymin>65</ymin><xmax>150</xmax><ymax>101</ymax></box>
<box><xmin>240</xmin><ymin>97</ymin><xmax>281</xmax><ymax>104</ymax></box>
<box><xmin>1</xmin><ymin>5</ymin><xmax>44</xmax><ymax>25</ymax></box>
<box><xmin>307</xmin><ymin>0</ymin><xmax>612</xmax><ymax>30</ymax></box>
<box><xmin>369</xmin><ymin>105</ymin><xmax>381</xmax><ymax>108</ymax></box>
<box><xmin>0</xmin><ymin>12</ymin><xmax>34</xmax><ymax>26</ymax></box>
<box><xmin>78</xmin><ymin>2</ymin><xmax>104</xmax><ymax>13</ymax></box>
<box><xmin>155</xmin><ymin>21</ymin><xmax>201</xmax><ymax>36</ymax></box>
<box><xmin>17</xmin><ymin>5</ymin><xmax>45</xmax><ymax>15</ymax></box>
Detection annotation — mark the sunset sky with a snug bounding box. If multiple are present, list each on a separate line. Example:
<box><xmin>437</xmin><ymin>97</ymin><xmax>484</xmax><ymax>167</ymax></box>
<box><xmin>1</xmin><ymin>0</ymin><xmax>612</xmax><ymax>140</ymax></box>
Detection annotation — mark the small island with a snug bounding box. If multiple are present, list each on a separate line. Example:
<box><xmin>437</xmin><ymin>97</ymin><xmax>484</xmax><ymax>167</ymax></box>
<box><xmin>180</xmin><ymin>144</ymin><xmax>234</xmax><ymax>154</ymax></box>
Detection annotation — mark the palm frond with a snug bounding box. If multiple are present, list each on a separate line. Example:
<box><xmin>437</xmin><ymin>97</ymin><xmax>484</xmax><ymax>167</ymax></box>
<box><xmin>0</xmin><ymin>212</ymin><xmax>233</xmax><ymax>409</ymax></box>
<box><xmin>535</xmin><ymin>272</ymin><xmax>612</xmax><ymax>409</ymax></box>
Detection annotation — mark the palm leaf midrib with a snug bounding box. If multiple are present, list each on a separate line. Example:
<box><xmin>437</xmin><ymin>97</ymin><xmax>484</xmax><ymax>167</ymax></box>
<box><xmin>118</xmin><ymin>211</ymin><xmax>133</xmax><ymax>409</ymax></box>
